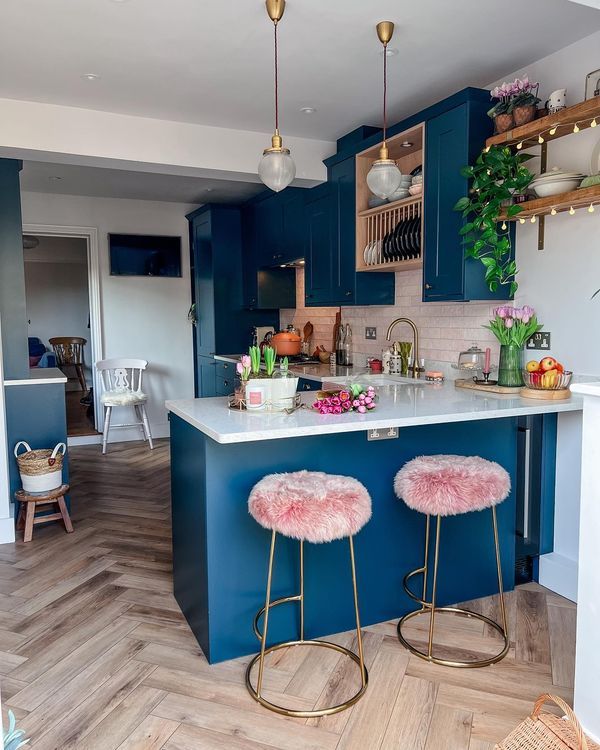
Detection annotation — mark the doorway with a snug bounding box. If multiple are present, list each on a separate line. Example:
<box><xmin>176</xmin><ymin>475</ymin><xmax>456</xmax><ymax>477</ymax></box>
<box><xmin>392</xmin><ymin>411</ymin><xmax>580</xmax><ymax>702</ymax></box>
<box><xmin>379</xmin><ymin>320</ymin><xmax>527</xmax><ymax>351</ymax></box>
<box><xmin>22</xmin><ymin>225</ymin><xmax>103</xmax><ymax>441</ymax></box>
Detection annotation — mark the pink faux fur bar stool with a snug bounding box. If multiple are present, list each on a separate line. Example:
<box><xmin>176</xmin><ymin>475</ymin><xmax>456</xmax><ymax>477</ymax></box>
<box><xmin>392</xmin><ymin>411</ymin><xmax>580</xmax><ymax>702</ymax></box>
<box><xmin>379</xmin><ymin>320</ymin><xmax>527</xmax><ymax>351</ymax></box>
<box><xmin>394</xmin><ymin>455</ymin><xmax>511</xmax><ymax>668</ymax></box>
<box><xmin>246</xmin><ymin>470</ymin><xmax>372</xmax><ymax>717</ymax></box>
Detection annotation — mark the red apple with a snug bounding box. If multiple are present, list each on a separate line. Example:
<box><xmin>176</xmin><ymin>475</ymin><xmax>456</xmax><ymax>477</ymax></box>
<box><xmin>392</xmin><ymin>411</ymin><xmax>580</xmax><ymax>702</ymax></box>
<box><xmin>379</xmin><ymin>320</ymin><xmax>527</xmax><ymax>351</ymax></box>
<box><xmin>540</xmin><ymin>357</ymin><xmax>557</xmax><ymax>372</ymax></box>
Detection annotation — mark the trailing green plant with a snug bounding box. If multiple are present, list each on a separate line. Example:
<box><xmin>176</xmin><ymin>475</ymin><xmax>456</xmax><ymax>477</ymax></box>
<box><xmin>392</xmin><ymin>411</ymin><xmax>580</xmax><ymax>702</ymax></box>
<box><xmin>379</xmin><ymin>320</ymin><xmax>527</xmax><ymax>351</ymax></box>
<box><xmin>3</xmin><ymin>710</ymin><xmax>29</xmax><ymax>749</ymax></box>
<box><xmin>454</xmin><ymin>145</ymin><xmax>534</xmax><ymax>295</ymax></box>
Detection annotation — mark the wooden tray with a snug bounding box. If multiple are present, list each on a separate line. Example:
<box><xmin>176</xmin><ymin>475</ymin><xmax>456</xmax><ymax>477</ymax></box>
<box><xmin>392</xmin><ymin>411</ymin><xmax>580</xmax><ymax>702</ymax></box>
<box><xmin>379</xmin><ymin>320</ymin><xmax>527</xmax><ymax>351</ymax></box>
<box><xmin>454</xmin><ymin>379</ymin><xmax>521</xmax><ymax>395</ymax></box>
<box><xmin>519</xmin><ymin>387</ymin><xmax>571</xmax><ymax>400</ymax></box>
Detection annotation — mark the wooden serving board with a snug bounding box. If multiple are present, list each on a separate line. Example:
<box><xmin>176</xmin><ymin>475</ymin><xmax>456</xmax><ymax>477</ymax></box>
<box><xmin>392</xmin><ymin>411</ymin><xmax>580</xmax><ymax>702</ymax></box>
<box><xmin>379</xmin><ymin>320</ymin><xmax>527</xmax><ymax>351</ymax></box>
<box><xmin>519</xmin><ymin>387</ymin><xmax>571</xmax><ymax>400</ymax></box>
<box><xmin>454</xmin><ymin>378</ymin><xmax>521</xmax><ymax>395</ymax></box>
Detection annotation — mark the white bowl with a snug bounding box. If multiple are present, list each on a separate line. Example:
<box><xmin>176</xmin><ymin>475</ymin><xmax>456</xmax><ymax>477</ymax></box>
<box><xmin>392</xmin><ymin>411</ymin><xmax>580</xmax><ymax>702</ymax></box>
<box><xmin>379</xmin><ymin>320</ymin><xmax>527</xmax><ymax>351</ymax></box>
<box><xmin>387</xmin><ymin>188</ymin><xmax>410</xmax><ymax>201</ymax></box>
<box><xmin>532</xmin><ymin>178</ymin><xmax>582</xmax><ymax>197</ymax></box>
<box><xmin>411</xmin><ymin>174</ymin><xmax>423</xmax><ymax>184</ymax></box>
<box><xmin>408</xmin><ymin>184</ymin><xmax>422</xmax><ymax>196</ymax></box>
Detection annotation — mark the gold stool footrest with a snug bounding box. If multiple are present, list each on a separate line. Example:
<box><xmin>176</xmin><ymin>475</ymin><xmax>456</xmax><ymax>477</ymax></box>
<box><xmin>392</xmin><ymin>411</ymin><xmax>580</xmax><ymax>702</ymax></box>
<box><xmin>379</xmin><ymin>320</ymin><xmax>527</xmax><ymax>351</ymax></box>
<box><xmin>397</xmin><ymin>605</ymin><xmax>510</xmax><ymax>668</ymax></box>
<box><xmin>253</xmin><ymin>594</ymin><xmax>302</xmax><ymax>641</ymax></box>
<box><xmin>246</xmin><ymin>639</ymin><xmax>368</xmax><ymax>718</ymax></box>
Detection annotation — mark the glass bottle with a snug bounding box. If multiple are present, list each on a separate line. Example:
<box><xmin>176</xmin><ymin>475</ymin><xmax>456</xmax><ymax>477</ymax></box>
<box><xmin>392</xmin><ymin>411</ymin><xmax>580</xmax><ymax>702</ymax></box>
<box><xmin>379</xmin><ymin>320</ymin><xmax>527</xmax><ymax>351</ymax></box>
<box><xmin>343</xmin><ymin>323</ymin><xmax>353</xmax><ymax>367</ymax></box>
<box><xmin>336</xmin><ymin>325</ymin><xmax>345</xmax><ymax>366</ymax></box>
<box><xmin>271</xmin><ymin>358</ymin><xmax>295</xmax><ymax>408</ymax></box>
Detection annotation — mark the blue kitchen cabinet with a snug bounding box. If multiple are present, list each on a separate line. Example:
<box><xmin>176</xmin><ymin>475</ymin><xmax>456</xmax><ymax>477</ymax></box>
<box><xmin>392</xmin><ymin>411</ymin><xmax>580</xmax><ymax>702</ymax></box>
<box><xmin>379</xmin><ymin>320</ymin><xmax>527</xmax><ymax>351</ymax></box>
<box><xmin>187</xmin><ymin>205</ymin><xmax>278</xmax><ymax>396</ymax></box>
<box><xmin>304</xmin><ymin>158</ymin><xmax>395</xmax><ymax>307</ymax></box>
<box><xmin>423</xmin><ymin>101</ymin><xmax>511</xmax><ymax>302</ymax></box>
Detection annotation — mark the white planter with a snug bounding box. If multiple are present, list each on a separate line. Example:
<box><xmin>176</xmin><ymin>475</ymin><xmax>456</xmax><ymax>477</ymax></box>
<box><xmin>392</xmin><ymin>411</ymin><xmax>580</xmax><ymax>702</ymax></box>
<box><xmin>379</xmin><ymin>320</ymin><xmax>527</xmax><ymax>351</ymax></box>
<box><xmin>244</xmin><ymin>377</ymin><xmax>299</xmax><ymax>411</ymax></box>
<box><xmin>21</xmin><ymin>470</ymin><xmax>62</xmax><ymax>493</ymax></box>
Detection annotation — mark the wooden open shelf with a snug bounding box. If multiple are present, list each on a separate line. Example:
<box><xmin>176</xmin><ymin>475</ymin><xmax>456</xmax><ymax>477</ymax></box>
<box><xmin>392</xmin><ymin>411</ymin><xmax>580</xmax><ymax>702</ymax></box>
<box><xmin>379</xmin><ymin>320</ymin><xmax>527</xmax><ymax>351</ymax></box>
<box><xmin>499</xmin><ymin>184</ymin><xmax>600</xmax><ymax>220</ymax></box>
<box><xmin>486</xmin><ymin>95</ymin><xmax>600</xmax><ymax>149</ymax></box>
<box><xmin>356</xmin><ymin>123</ymin><xmax>425</xmax><ymax>272</ymax></box>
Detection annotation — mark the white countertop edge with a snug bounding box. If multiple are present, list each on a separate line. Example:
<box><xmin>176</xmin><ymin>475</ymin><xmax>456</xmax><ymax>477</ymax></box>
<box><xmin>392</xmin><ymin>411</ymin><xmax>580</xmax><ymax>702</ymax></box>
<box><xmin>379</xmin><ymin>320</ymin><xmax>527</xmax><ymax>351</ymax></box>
<box><xmin>4</xmin><ymin>368</ymin><xmax>67</xmax><ymax>386</ymax></box>
<box><xmin>166</xmin><ymin>396</ymin><xmax>583</xmax><ymax>445</ymax></box>
<box><xmin>571</xmin><ymin>383</ymin><xmax>600</xmax><ymax>397</ymax></box>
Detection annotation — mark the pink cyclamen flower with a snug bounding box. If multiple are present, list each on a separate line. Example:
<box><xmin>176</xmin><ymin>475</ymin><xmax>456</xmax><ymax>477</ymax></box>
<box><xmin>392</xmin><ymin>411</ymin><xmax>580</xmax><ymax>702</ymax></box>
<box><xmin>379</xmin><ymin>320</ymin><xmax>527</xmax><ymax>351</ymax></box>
<box><xmin>505</xmin><ymin>317</ymin><xmax>514</xmax><ymax>329</ymax></box>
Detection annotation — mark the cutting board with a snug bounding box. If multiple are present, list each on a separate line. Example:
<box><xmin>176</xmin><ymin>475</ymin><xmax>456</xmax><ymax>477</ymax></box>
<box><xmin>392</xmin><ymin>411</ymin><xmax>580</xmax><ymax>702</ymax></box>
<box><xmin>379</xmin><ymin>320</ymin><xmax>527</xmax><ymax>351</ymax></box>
<box><xmin>519</xmin><ymin>387</ymin><xmax>571</xmax><ymax>400</ymax></box>
<box><xmin>454</xmin><ymin>378</ymin><xmax>521</xmax><ymax>395</ymax></box>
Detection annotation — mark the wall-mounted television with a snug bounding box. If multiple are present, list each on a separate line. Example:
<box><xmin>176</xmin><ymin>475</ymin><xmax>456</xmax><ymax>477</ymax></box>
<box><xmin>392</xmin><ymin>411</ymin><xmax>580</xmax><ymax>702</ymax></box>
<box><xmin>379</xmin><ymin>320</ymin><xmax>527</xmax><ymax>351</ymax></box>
<box><xmin>109</xmin><ymin>234</ymin><xmax>182</xmax><ymax>277</ymax></box>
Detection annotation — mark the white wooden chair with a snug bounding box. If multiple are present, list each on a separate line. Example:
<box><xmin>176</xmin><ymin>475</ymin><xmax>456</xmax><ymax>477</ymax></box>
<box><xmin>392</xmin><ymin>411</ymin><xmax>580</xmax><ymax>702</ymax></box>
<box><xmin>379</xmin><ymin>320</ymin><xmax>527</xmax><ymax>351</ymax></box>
<box><xmin>96</xmin><ymin>358</ymin><xmax>154</xmax><ymax>455</ymax></box>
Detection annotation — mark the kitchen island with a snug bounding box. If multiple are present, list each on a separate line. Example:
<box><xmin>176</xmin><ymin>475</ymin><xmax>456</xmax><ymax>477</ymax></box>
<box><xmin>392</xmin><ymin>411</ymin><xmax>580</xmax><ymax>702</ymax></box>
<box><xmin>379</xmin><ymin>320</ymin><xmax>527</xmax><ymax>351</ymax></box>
<box><xmin>166</xmin><ymin>382</ymin><xmax>582</xmax><ymax>663</ymax></box>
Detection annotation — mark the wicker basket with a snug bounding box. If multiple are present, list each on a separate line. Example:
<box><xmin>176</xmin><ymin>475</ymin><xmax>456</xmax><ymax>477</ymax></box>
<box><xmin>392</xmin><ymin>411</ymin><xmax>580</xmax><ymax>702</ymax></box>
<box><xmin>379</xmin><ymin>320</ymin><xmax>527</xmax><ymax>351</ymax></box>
<box><xmin>495</xmin><ymin>694</ymin><xmax>599</xmax><ymax>750</ymax></box>
<box><xmin>14</xmin><ymin>441</ymin><xmax>66</xmax><ymax>493</ymax></box>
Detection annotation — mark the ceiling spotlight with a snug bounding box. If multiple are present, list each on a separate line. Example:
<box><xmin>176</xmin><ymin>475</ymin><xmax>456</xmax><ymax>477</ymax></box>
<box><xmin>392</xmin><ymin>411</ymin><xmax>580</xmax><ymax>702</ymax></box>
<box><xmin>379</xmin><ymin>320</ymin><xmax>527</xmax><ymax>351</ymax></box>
<box><xmin>82</xmin><ymin>73</ymin><xmax>100</xmax><ymax>81</ymax></box>
<box><xmin>299</xmin><ymin>106</ymin><xmax>317</xmax><ymax>114</ymax></box>
<box><xmin>400</xmin><ymin>141</ymin><xmax>413</xmax><ymax>148</ymax></box>
<box><xmin>550</xmin><ymin>207</ymin><xmax>557</xmax><ymax>215</ymax></box>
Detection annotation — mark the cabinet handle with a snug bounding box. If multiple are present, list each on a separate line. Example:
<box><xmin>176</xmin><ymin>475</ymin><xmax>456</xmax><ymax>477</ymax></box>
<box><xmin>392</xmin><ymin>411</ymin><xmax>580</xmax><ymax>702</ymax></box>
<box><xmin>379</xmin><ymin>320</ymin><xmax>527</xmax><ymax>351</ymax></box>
<box><xmin>345</xmin><ymin>290</ymin><xmax>353</xmax><ymax>297</ymax></box>
<box><xmin>223</xmin><ymin>363</ymin><xmax>229</xmax><ymax>370</ymax></box>
<box><xmin>521</xmin><ymin>426</ymin><xmax>531</xmax><ymax>541</ymax></box>
<box><xmin>273</xmin><ymin>253</ymin><xmax>283</xmax><ymax>260</ymax></box>
<box><xmin>306</xmin><ymin>293</ymin><xmax>313</xmax><ymax>299</ymax></box>
<box><xmin>425</xmin><ymin>283</ymin><xmax>433</xmax><ymax>290</ymax></box>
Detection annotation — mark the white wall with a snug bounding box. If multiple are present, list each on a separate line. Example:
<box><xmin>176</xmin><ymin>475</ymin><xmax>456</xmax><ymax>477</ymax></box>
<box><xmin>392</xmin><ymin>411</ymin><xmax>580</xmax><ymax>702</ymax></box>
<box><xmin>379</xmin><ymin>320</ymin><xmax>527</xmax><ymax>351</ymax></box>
<box><xmin>490</xmin><ymin>30</ymin><xmax>600</xmax><ymax>375</ymax></box>
<box><xmin>20</xmin><ymin>192</ymin><xmax>195</xmax><ymax>439</ymax></box>
<box><xmin>25</xmin><ymin>254</ymin><xmax>91</xmax><ymax>368</ymax></box>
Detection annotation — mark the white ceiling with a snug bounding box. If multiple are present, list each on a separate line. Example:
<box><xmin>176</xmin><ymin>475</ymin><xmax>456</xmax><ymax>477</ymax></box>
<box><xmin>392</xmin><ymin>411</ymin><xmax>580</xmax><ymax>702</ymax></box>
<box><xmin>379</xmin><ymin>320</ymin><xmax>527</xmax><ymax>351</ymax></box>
<box><xmin>20</xmin><ymin>160</ymin><xmax>264</xmax><ymax>203</ymax></box>
<box><xmin>1</xmin><ymin>0</ymin><xmax>599</xmax><ymax>143</ymax></box>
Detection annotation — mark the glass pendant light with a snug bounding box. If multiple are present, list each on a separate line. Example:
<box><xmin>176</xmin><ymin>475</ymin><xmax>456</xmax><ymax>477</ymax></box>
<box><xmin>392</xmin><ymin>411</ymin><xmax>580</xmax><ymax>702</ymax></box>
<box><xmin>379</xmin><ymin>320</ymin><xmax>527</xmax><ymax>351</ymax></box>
<box><xmin>258</xmin><ymin>0</ymin><xmax>296</xmax><ymax>192</ymax></box>
<box><xmin>366</xmin><ymin>21</ymin><xmax>402</xmax><ymax>199</ymax></box>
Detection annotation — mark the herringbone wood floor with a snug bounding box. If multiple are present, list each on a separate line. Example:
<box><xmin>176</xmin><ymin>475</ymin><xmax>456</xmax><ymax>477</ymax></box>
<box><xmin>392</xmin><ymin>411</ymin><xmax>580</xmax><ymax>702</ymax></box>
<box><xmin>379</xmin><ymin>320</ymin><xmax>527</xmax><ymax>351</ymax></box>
<box><xmin>0</xmin><ymin>440</ymin><xmax>576</xmax><ymax>749</ymax></box>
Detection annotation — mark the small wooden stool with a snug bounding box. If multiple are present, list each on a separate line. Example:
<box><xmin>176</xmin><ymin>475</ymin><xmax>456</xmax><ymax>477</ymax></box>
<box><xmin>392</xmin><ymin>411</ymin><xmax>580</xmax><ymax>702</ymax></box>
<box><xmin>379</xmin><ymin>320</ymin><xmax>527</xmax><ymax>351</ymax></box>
<box><xmin>15</xmin><ymin>484</ymin><xmax>74</xmax><ymax>543</ymax></box>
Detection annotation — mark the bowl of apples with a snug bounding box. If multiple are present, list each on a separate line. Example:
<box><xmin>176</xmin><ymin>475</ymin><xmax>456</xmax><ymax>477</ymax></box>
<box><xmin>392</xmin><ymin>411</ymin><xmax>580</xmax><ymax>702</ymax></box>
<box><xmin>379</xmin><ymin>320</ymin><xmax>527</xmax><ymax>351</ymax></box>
<box><xmin>523</xmin><ymin>357</ymin><xmax>572</xmax><ymax>392</ymax></box>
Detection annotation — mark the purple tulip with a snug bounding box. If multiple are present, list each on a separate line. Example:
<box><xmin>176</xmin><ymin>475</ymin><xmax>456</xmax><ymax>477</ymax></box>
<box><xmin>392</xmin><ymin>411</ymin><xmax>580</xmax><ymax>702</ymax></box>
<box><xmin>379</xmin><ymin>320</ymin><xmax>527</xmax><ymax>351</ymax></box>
<box><xmin>236</xmin><ymin>362</ymin><xmax>243</xmax><ymax>374</ymax></box>
<box><xmin>357</xmin><ymin>405</ymin><xmax>367</xmax><ymax>414</ymax></box>
<box><xmin>505</xmin><ymin>317</ymin><xmax>514</xmax><ymax>329</ymax></box>
<box><xmin>352</xmin><ymin>399</ymin><xmax>360</xmax><ymax>407</ymax></box>
<box><xmin>495</xmin><ymin>306</ymin><xmax>507</xmax><ymax>318</ymax></box>
<box><xmin>522</xmin><ymin>314</ymin><xmax>531</xmax><ymax>324</ymax></box>
<box><xmin>513</xmin><ymin>308</ymin><xmax>523</xmax><ymax>320</ymax></box>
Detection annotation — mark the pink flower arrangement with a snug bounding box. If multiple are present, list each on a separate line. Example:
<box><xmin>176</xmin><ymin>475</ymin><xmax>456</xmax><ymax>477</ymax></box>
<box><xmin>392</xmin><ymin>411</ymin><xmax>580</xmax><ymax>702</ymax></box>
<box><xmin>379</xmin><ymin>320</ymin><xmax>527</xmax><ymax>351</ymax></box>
<box><xmin>236</xmin><ymin>354</ymin><xmax>252</xmax><ymax>381</ymax></box>
<box><xmin>486</xmin><ymin>305</ymin><xmax>542</xmax><ymax>346</ymax></box>
<box><xmin>313</xmin><ymin>386</ymin><xmax>376</xmax><ymax>415</ymax></box>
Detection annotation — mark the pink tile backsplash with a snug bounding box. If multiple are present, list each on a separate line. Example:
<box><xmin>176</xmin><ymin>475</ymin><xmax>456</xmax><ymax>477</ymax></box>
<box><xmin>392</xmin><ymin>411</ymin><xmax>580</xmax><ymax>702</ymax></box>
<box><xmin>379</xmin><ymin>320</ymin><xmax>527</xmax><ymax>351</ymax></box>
<box><xmin>280</xmin><ymin>269</ymin><xmax>500</xmax><ymax>366</ymax></box>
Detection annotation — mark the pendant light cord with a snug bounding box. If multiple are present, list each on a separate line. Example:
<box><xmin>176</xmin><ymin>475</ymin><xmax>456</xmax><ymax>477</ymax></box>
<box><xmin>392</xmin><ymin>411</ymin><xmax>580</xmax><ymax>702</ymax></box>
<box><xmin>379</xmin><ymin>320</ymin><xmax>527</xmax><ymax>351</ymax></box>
<box><xmin>274</xmin><ymin>20</ymin><xmax>279</xmax><ymax>133</ymax></box>
<box><xmin>382</xmin><ymin>43</ymin><xmax>387</xmax><ymax>145</ymax></box>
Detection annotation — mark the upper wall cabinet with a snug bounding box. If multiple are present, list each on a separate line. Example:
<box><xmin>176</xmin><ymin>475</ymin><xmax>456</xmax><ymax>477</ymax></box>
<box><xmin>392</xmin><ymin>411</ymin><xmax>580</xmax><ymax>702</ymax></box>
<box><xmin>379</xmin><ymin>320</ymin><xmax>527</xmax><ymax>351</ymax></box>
<box><xmin>303</xmin><ymin>157</ymin><xmax>395</xmax><ymax>307</ymax></box>
<box><xmin>187</xmin><ymin>205</ymin><xmax>278</xmax><ymax>395</ymax></box>
<box><xmin>423</xmin><ymin>101</ymin><xmax>511</xmax><ymax>302</ymax></box>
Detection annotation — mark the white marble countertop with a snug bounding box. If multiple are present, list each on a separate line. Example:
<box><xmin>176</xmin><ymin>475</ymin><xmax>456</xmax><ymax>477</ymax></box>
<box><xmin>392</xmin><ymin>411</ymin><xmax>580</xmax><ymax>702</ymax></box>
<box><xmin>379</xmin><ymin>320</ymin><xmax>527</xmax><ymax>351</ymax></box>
<box><xmin>4</xmin><ymin>368</ymin><xmax>67</xmax><ymax>387</ymax></box>
<box><xmin>166</xmin><ymin>379</ymin><xmax>583</xmax><ymax>445</ymax></box>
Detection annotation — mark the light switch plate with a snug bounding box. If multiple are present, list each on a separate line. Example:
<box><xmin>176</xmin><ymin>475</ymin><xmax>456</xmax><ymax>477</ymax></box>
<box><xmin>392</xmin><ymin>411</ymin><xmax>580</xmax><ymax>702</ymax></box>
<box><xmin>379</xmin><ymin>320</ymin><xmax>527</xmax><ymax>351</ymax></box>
<box><xmin>526</xmin><ymin>331</ymin><xmax>551</xmax><ymax>350</ymax></box>
<box><xmin>367</xmin><ymin>427</ymin><xmax>399</xmax><ymax>440</ymax></box>
<box><xmin>365</xmin><ymin>327</ymin><xmax>377</xmax><ymax>340</ymax></box>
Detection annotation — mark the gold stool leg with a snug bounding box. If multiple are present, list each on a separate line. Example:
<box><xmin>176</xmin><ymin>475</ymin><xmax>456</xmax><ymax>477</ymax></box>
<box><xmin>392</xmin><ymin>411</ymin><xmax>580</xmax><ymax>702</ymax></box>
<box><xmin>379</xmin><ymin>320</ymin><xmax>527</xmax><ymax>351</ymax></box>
<box><xmin>427</xmin><ymin>515</ymin><xmax>442</xmax><ymax>659</ymax></box>
<box><xmin>492</xmin><ymin>505</ymin><xmax>508</xmax><ymax>637</ymax></box>
<box><xmin>349</xmin><ymin>535</ymin><xmax>366</xmax><ymax>687</ymax></box>
<box><xmin>398</xmin><ymin>509</ymin><xmax>510</xmax><ymax>668</ymax></box>
<box><xmin>299</xmin><ymin>539</ymin><xmax>304</xmax><ymax>642</ymax></box>
<box><xmin>256</xmin><ymin>529</ymin><xmax>277</xmax><ymax>697</ymax></box>
<box><xmin>246</xmin><ymin>532</ymin><xmax>369</xmax><ymax>717</ymax></box>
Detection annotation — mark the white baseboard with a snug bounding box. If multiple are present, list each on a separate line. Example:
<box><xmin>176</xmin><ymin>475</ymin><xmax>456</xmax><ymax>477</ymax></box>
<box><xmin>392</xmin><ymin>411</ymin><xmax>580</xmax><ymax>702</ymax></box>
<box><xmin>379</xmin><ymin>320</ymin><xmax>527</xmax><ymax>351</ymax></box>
<box><xmin>68</xmin><ymin>423</ymin><xmax>169</xmax><ymax>448</ymax></box>
<box><xmin>539</xmin><ymin>552</ymin><xmax>578</xmax><ymax>602</ymax></box>
<box><xmin>0</xmin><ymin>516</ymin><xmax>16</xmax><ymax>545</ymax></box>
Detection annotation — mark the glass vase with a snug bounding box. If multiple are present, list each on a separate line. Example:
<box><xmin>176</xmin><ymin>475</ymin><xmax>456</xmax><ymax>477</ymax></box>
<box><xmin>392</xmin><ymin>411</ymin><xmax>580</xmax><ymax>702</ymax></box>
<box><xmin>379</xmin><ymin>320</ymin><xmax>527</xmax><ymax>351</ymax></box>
<box><xmin>497</xmin><ymin>344</ymin><xmax>524</xmax><ymax>387</ymax></box>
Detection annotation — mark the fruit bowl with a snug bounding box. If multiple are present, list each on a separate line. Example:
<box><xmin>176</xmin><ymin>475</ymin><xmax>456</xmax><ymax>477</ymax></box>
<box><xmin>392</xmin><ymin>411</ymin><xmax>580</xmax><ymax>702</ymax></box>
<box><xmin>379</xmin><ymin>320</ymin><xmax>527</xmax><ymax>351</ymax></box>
<box><xmin>522</xmin><ymin>370</ymin><xmax>572</xmax><ymax>390</ymax></box>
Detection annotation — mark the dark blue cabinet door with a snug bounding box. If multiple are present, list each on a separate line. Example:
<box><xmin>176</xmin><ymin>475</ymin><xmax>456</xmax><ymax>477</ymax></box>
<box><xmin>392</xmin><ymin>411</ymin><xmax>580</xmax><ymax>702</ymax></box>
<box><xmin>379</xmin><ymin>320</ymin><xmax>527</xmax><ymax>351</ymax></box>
<box><xmin>192</xmin><ymin>214</ymin><xmax>216</xmax><ymax>357</ymax></box>
<box><xmin>424</xmin><ymin>105</ymin><xmax>469</xmax><ymax>301</ymax></box>
<box><xmin>196</xmin><ymin>355</ymin><xmax>217</xmax><ymax>398</ymax></box>
<box><xmin>241</xmin><ymin>205</ymin><xmax>259</xmax><ymax>309</ymax></box>
<box><xmin>304</xmin><ymin>183</ymin><xmax>335</xmax><ymax>306</ymax></box>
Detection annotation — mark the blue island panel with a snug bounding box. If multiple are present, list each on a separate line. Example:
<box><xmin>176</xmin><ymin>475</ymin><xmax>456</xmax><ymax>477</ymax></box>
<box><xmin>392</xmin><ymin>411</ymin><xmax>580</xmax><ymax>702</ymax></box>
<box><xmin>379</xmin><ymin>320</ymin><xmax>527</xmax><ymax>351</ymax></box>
<box><xmin>170</xmin><ymin>414</ymin><xmax>518</xmax><ymax>663</ymax></box>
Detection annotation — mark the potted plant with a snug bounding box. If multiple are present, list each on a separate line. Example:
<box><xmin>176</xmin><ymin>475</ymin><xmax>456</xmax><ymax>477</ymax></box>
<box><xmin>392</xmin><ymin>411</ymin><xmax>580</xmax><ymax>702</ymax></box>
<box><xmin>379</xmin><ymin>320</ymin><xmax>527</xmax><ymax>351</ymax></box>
<box><xmin>3</xmin><ymin>710</ymin><xmax>29</xmax><ymax>750</ymax></box>
<box><xmin>485</xmin><ymin>306</ymin><xmax>542</xmax><ymax>387</ymax></box>
<box><xmin>488</xmin><ymin>77</ymin><xmax>541</xmax><ymax>131</ymax></box>
<box><xmin>454</xmin><ymin>145</ymin><xmax>534</xmax><ymax>295</ymax></box>
<box><xmin>509</xmin><ymin>77</ymin><xmax>541</xmax><ymax>126</ymax></box>
<box><xmin>237</xmin><ymin>346</ymin><xmax>298</xmax><ymax>411</ymax></box>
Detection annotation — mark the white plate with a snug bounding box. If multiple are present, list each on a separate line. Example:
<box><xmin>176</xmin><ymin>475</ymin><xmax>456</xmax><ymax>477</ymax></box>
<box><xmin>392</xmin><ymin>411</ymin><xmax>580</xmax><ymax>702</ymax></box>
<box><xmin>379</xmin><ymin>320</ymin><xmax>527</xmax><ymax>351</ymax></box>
<box><xmin>363</xmin><ymin>243</ymin><xmax>372</xmax><ymax>265</ymax></box>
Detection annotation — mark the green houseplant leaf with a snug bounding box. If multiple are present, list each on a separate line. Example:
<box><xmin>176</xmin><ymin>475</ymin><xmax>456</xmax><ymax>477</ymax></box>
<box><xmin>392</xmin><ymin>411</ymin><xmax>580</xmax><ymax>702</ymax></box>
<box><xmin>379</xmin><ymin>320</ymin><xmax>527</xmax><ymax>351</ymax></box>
<box><xmin>454</xmin><ymin>144</ymin><xmax>533</xmax><ymax>295</ymax></box>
